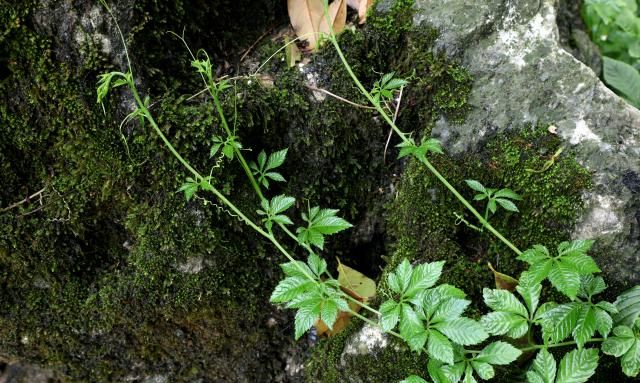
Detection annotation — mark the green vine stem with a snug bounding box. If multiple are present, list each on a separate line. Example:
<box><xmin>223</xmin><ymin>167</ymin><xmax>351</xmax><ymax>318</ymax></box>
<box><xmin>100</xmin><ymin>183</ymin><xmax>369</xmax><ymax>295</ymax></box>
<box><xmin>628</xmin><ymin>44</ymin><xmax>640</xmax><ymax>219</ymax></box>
<box><xmin>321</xmin><ymin>6</ymin><xmax>522</xmax><ymax>256</ymax></box>
<box><xmin>518</xmin><ymin>338</ymin><xmax>604</xmax><ymax>353</ymax></box>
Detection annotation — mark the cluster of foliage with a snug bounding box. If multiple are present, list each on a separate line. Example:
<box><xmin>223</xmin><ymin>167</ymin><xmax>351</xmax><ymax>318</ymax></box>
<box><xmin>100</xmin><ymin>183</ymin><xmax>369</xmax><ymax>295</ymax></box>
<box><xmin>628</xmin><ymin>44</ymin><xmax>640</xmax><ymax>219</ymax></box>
<box><xmin>582</xmin><ymin>0</ymin><xmax>640</xmax><ymax>108</ymax></box>
<box><xmin>96</xmin><ymin>0</ymin><xmax>640</xmax><ymax>382</ymax></box>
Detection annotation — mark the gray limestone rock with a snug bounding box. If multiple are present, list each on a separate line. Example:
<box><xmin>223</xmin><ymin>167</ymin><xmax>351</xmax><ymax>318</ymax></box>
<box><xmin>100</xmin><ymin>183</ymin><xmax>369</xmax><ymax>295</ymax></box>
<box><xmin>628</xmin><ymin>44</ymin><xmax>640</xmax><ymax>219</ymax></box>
<box><xmin>402</xmin><ymin>0</ymin><xmax>640</xmax><ymax>285</ymax></box>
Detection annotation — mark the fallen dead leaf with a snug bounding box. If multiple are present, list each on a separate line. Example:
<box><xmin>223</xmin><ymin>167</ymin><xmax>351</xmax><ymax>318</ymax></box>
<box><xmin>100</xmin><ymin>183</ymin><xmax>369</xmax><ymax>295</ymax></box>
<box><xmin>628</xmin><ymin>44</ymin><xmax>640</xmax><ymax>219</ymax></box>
<box><xmin>315</xmin><ymin>258</ymin><xmax>376</xmax><ymax>337</ymax></box>
<box><xmin>319</xmin><ymin>0</ymin><xmax>347</xmax><ymax>37</ymax></box>
<box><xmin>287</xmin><ymin>0</ymin><xmax>324</xmax><ymax>50</ymax></box>
<box><xmin>357</xmin><ymin>0</ymin><xmax>374</xmax><ymax>24</ymax></box>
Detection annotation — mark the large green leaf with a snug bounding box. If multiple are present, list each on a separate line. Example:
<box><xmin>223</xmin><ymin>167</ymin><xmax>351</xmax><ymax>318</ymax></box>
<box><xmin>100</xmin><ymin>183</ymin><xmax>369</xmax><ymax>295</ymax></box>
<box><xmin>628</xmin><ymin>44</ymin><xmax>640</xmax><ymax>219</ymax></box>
<box><xmin>406</xmin><ymin>261</ymin><xmax>445</xmax><ymax>298</ymax></box>
<box><xmin>555</xmin><ymin>348</ymin><xmax>599</xmax><ymax>383</ymax></box>
<box><xmin>573</xmin><ymin>305</ymin><xmax>597</xmax><ymax>348</ymax></box>
<box><xmin>475</xmin><ymin>341</ymin><xmax>522</xmax><ymax>365</ymax></box>
<box><xmin>480</xmin><ymin>311</ymin><xmax>528</xmax><ymax>338</ymax></box>
<box><xmin>483</xmin><ymin>288</ymin><xmax>528</xmax><ymax>317</ymax></box>
<box><xmin>603</xmin><ymin>56</ymin><xmax>640</xmax><ymax>108</ymax></box>
<box><xmin>380</xmin><ymin>300</ymin><xmax>401</xmax><ymax>331</ymax></box>
<box><xmin>527</xmin><ymin>349</ymin><xmax>556</xmax><ymax>383</ymax></box>
<box><xmin>428</xmin><ymin>329</ymin><xmax>455</xmax><ymax>365</ymax></box>
<box><xmin>541</xmin><ymin>302</ymin><xmax>582</xmax><ymax>343</ymax></box>
<box><xmin>614</xmin><ymin>285</ymin><xmax>640</xmax><ymax>326</ymax></box>
<box><xmin>435</xmin><ymin>318</ymin><xmax>489</xmax><ymax>345</ymax></box>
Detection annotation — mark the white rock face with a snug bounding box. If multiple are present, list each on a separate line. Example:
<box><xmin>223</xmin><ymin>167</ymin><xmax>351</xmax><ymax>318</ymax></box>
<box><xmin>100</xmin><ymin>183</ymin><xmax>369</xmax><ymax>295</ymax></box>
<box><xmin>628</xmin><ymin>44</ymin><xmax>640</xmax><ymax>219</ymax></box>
<box><xmin>341</xmin><ymin>324</ymin><xmax>389</xmax><ymax>361</ymax></box>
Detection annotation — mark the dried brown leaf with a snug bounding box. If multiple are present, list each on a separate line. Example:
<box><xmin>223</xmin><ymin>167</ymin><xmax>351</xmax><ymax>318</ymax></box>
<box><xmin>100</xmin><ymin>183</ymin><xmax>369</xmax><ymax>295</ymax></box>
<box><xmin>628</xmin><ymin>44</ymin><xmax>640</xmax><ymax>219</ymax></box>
<box><xmin>319</xmin><ymin>0</ymin><xmax>348</xmax><ymax>37</ymax></box>
<box><xmin>358</xmin><ymin>0</ymin><xmax>374</xmax><ymax>24</ymax></box>
<box><xmin>287</xmin><ymin>0</ymin><xmax>324</xmax><ymax>50</ymax></box>
<box><xmin>488</xmin><ymin>262</ymin><xmax>519</xmax><ymax>291</ymax></box>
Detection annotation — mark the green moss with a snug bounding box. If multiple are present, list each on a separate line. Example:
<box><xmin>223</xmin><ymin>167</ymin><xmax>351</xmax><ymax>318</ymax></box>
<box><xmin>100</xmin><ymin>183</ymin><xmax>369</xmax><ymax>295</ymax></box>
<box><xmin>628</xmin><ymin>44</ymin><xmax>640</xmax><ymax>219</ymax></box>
<box><xmin>388</xmin><ymin>125</ymin><xmax>591</xmax><ymax>294</ymax></box>
<box><xmin>369</xmin><ymin>0</ymin><xmax>417</xmax><ymax>39</ymax></box>
<box><xmin>1</xmin><ymin>0</ymin><xmax>482</xmax><ymax>381</ymax></box>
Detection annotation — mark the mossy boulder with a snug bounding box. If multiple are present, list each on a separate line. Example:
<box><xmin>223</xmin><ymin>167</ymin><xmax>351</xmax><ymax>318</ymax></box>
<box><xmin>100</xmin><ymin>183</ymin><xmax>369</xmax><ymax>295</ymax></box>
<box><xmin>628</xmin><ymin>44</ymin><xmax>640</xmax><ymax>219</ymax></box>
<box><xmin>408</xmin><ymin>0</ymin><xmax>640</xmax><ymax>287</ymax></box>
<box><xmin>308</xmin><ymin>0</ymin><xmax>639</xmax><ymax>382</ymax></box>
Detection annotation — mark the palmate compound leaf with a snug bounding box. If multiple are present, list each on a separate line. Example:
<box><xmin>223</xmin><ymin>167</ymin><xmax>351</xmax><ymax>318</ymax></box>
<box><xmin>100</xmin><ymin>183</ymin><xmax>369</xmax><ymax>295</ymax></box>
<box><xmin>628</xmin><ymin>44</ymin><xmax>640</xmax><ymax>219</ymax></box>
<box><xmin>297</xmin><ymin>206</ymin><xmax>352</xmax><ymax>250</ymax></box>
<box><xmin>527</xmin><ymin>348</ymin><xmax>599</xmax><ymax>383</ymax></box>
<box><xmin>396</xmin><ymin>137</ymin><xmax>443</xmax><ymax>160</ymax></box>
<box><xmin>539</xmin><ymin>280</ymin><xmax>616</xmax><ymax>347</ymax></box>
<box><xmin>518</xmin><ymin>240</ymin><xmax>601</xmax><ymax>300</ymax></box>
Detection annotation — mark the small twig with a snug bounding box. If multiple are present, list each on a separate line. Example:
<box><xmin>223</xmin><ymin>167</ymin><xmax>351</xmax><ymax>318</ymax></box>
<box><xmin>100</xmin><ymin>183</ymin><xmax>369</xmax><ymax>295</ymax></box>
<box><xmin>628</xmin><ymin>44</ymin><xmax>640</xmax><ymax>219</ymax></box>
<box><xmin>384</xmin><ymin>86</ymin><xmax>404</xmax><ymax>163</ymax></box>
<box><xmin>187</xmin><ymin>87</ymin><xmax>209</xmax><ymax>101</ymax></box>
<box><xmin>239</xmin><ymin>28</ymin><xmax>273</xmax><ymax>63</ymax></box>
<box><xmin>304</xmin><ymin>84</ymin><xmax>376</xmax><ymax>110</ymax></box>
<box><xmin>1</xmin><ymin>187</ymin><xmax>46</xmax><ymax>212</ymax></box>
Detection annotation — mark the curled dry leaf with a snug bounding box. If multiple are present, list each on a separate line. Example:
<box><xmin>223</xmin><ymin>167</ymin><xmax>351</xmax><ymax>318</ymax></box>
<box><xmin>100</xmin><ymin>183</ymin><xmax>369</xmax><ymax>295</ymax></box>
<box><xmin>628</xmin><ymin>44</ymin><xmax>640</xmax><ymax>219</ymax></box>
<box><xmin>287</xmin><ymin>0</ymin><xmax>352</xmax><ymax>51</ymax></box>
<box><xmin>488</xmin><ymin>262</ymin><xmax>518</xmax><ymax>291</ymax></box>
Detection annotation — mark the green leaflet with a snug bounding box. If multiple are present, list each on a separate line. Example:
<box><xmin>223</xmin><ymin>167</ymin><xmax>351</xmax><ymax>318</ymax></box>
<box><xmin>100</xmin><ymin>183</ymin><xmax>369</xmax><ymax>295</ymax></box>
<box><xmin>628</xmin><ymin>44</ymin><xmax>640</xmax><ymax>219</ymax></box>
<box><xmin>555</xmin><ymin>348</ymin><xmax>599</xmax><ymax>383</ymax></box>
<box><xmin>257</xmin><ymin>194</ymin><xmax>296</xmax><ymax>230</ymax></box>
<box><xmin>481</xmin><ymin>284</ymin><xmax>541</xmax><ymax>339</ymax></box>
<box><xmin>428</xmin><ymin>329</ymin><xmax>455</xmax><ymax>364</ymax></box>
<box><xmin>386</xmin><ymin>259</ymin><xmax>444</xmax><ymax>298</ymax></box>
<box><xmin>249</xmin><ymin>148</ymin><xmax>288</xmax><ymax>189</ymax></box>
<box><xmin>527</xmin><ymin>349</ymin><xmax>556</xmax><ymax>383</ymax></box>
<box><xmin>614</xmin><ymin>285</ymin><xmax>640</xmax><ymax>327</ymax></box>
<box><xmin>602</xmin><ymin>322</ymin><xmax>640</xmax><ymax>377</ymax></box>
<box><xmin>603</xmin><ymin>56</ymin><xmax>640</xmax><ymax>108</ymax></box>
<box><xmin>271</xmin><ymin>255</ymin><xmax>347</xmax><ymax>339</ymax></box>
<box><xmin>434</xmin><ymin>318</ymin><xmax>488</xmax><ymax>346</ymax></box>
<box><xmin>526</xmin><ymin>348</ymin><xmax>599</xmax><ymax>383</ymax></box>
<box><xmin>296</xmin><ymin>206</ymin><xmax>352</xmax><ymax>250</ymax></box>
<box><xmin>475</xmin><ymin>341</ymin><xmax>522</xmax><ymax>365</ymax></box>
<box><xmin>518</xmin><ymin>240</ymin><xmax>600</xmax><ymax>299</ymax></box>
<box><xmin>465</xmin><ymin>180</ymin><xmax>522</xmax><ymax>215</ymax></box>
<box><xmin>539</xmin><ymin>277</ymin><xmax>615</xmax><ymax>346</ymax></box>
<box><xmin>397</xmin><ymin>137</ymin><xmax>444</xmax><ymax>160</ymax></box>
